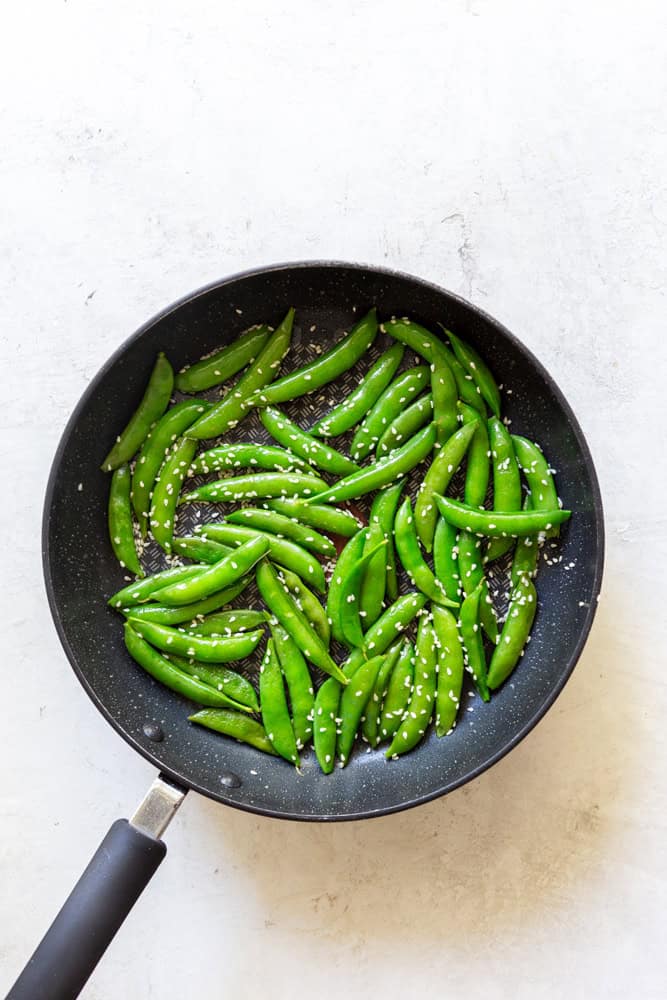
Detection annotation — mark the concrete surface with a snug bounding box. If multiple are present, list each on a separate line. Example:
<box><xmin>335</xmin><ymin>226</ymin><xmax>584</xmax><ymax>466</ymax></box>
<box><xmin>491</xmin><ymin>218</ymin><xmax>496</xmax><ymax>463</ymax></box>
<box><xmin>1</xmin><ymin>1</ymin><xmax>665</xmax><ymax>997</ymax></box>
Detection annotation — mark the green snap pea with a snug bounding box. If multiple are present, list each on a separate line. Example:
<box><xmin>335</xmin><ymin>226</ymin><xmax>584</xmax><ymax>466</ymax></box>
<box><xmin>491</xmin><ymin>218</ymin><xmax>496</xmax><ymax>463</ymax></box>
<box><xmin>189</xmin><ymin>708</ymin><xmax>278</xmax><ymax>755</ymax></box>
<box><xmin>432</xmin><ymin>516</ymin><xmax>461</xmax><ymax>605</ymax></box>
<box><xmin>369</xmin><ymin>482</ymin><xmax>405</xmax><ymax>602</ymax></box>
<box><xmin>187</xmin><ymin>309</ymin><xmax>294</xmax><ymax>439</ymax></box>
<box><xmin>458</xmin><ymin>402</ymin><xmax>490</xmax><ymax>507</ymax></box>
<box><xmin>510</xmin><ymin>495</ymin><xmax>540</xmax><ymax>587</ymax></box>
<box><xmin>432</xmin><ymin>605</ymin><xmax>464</xmax><ymax>737</ymax></box>
<box><xmin>326</xmin><ymin>530</ymin><xmax>367</xmax><ymax>645</ymax></box>
<box><xmin>459</xmin><ymin>583</ymin><xmax>490</xmax><ymax>702</ymax></box>
<box><xmin>512</xmin><ymin>435</ymin><xmax>561</xmax><ymax>537</ymax></box>
<box><xmin>150</xmin><ymin>437</ymin><xmax>197</xmax><ymax>553</ymax></box>
<box><xmin>351</xmin><ymin>366</ymin><xmax>430</xmax><ymax>461</ymax></box>
<box><xmin>132</xmin><ymin>400</ymin><xmax>210</xmax><ymax>535</ymax></box>
<box><xmin>172</xmin><ymin>535</ymin><xmax>231</xmax><ymax>563</ymax></box>
<box><xmin>189</xmin><ymin>442</ymin><xmax>308</xmax><ymax>475</ymax></box>
<box><xmin>456</xmin><ymin>530</ymin><xmax>498</xmax><ymax>644</ymax></box>
<box><xmin>260</xmin><ymin>406</ymin><xmax>359</xmax><ymax>477</ymax></box>
<box><xmin>436</xmin><ymin>325</ymin><xmax>487</xmax><ymax>415</ymax></box>
<box><xmin>129</xmin><ymin>618</ymin><xmax>264</xmax><ymax>663</ymax></box>
<box><xmin>361</xmin><ymin>641</ymin><xmax>403</xmax><ymax>748</ymax></box>
<box><xmin>446</xmin><ymin>329</ymin><xmax>501</xmax><ymax>418</ymax></box>
<box><xmin>343</xmin><ymin>592</ymin><xmax>428</xmax><ymax>676</ymax></box>
<box><xmin>434</xmin><ymin>495</ymin><xmax>571</xmax><ymax>536</ymax></box>
<box><xmin>394</xmin><ymin>499</ymin><xmax>458</xmax><ymax>608</ymax></box>
<box><xmin>248</xmin><ymin>309</ymin><xmax>378</xmax><ymax>407</ymax></box>
<box><xmin>487</xmin><ymin>579</ymin><xmax>538</xmax><ymax>690</ymax></box>
<box><xmin>376</xmin><ymin>393</ymin><xmax>433</xmax><ymax>458</ymax></box>
<box><xmin>340</xmin><ymin>536</ymin><xmax>388</xmax><ymax>648</ymax></box>
<box><xmin>260</xmin><ymin>638</ymin><xmax>300</xmax><ymax>765</ymax></box>
<box><xmin>125</xmin><ymin>623</ymin><xmax>245</xmax><ymax>707</ymax></box>
<box><xmin>275</xmin><ymin>566</ymin><xmax>330</xmax><ymax>647</ymax></box>
<box><xmin>151</xmin><ymin>535</ymin><xmax>270</xmax><ymax>605</ymax></box>
<box><xmin>271</xmin><ymin>625</ymin><xmax>315</xmax><ymax>750</ymax></box>
<box><xmin>263</xmin><ymin>498</ymin><xmax>361</xmax><ymax>538</ymax></box>
<box><xmin>108</xmin><ymin>465</ymin><xmax>143</xmax><ymax>576</ymax></box>
<box><xmin>119</xmin><ymin>580</ymin><xmax>248</xmax><ymax>624</ymax></box>
<box><xmin>171</xmin><ymin>655</ymin><xmax>259</xmax><ymax>711</ymax></box>
<box><xmin>175</xmin><ymin>324</ymin><xmax>271</xmax><ymax>393</ymax></box>
<box><xmin>310</xmin><ymin>423</ymin><xmax>436</xmax><ymax>505</ymax></box>
<box><xmin>313</xmin><ymin>677</ymin><xmax>342</xmax><ymax>774</ymax></box>
<box><xmin>181</xmin><ymin>471</ymin><xmax>328</xmax><ymax>505</ymax></box>
<box><xmin>386</xmin><ymin>615</ymin><xmax>436</xmax><ymax>757</ymax></box>
<box><xmin>312</xmin><ymin>343</ymin><xmax>405</xmax><ymax>437</ymax></box>
<box><xmin>226</xmin><ymin>507</ymin><xmax>335</xmax><ymax>558</ymax></box>
<box><xmin>359</xmin><ymin>520</ymin><xmax>388</xmax><ymax>629</ymax></box>
<box><xmin>414</xmin><ymin>419</ymin><xmax>478</xmax><ymax>551</ymax></box>
<box><xmin>486</xmin><ymin>417</ymin><xmax>522</xmax><ymax>561</ymax></box>
<box><xmin>337</xmin><ymin>655</ymin><xmax>385</xmax><ymax>765</ymax></box>
<box><xmin>102</xmin><ymin>353</ymin><xmax>174</xmax><ymax>471</ymax></box>
<box><xmin>187</xmin><ymin>609</ymin><xmax>269</xmax><ymax>635</ymax></box>
<box><xmin>256</xmin><ymin>561</ymin><xmax>347</xmax><ymax>684</ymax></box>
<box><xmin>195</xmin><ymin>522</ymin><xmax>326</xmax><ymax>593</ymax></box>
<box><xmin>108</xmin><ymin>564</ymin><xmax>208</xmax><ymax>608</ymax></box>
<box><xmin>378</xmin><ymin>640</ymin><xmax>415</xmax><ymax>743</ymax></box>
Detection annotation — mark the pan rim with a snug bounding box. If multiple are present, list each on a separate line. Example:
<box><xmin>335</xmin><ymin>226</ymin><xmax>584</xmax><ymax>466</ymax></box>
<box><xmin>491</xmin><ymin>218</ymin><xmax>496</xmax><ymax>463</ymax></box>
<box><xmin>42</xmin><ymin>259</ymin><xmax>605</xmax><ymax>822</ymax></box>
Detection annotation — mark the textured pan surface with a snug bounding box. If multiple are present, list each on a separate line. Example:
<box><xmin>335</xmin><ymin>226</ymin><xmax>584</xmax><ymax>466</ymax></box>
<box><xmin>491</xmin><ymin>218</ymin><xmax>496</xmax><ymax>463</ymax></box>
<box><xmin>43</xmin><ymin>262</ymin><xmax>604</xmax><ymax>821</ymax></box>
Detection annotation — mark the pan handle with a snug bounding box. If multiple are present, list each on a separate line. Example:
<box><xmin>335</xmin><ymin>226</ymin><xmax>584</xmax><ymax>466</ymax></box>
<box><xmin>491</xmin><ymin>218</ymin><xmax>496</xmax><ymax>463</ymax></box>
<box><xmin>7</xmin><ymin>775</ymin><xmax>186</xmax><ymax>1000</ymax></box>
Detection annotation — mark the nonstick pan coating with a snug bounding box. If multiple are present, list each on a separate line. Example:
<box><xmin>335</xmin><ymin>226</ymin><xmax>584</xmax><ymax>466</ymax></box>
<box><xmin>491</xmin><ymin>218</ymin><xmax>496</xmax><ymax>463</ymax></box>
<box><xmin>43</xmin><ymin>262</ymin><xmax>604</xmax><ymax>821</ymax></box>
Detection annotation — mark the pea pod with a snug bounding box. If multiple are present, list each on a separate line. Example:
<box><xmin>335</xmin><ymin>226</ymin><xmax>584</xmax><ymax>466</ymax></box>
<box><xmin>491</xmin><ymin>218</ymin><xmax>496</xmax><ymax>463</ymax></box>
<box><xmin>102</xmin><ymin>352</ymin><xmax>174</xmax><ymax>471</ymax></box>
<box><xmin>445</xmin><ymin>329</ymin><xmax>501</xmax><ymax>418</ymax></box>
<box><xmin>369</xmin><ymin>482</ymin><xmax>405</xmax><ymax>602</ymax></box>
<box><xmin>119</xmin><ymin>579</ymin><xmax>248</xmax><ymax>625</ymax></box>
<box><xmin>186</xmin><ymin>309</ymin><xmax>294</xmax><ymax>439</ymax></box>
<box><xmin>340</xmin><ymin>537</ymin><xmax>388</xmax><ymax>648</ymax></box>
<box><xmin>432</xmin><ymin>605</ymin><xmax>464</xmax><ymax>736</ymax></box>
<box><xmin>361</xmin><ymin>641</ymin><xmax>403</xmax><ymax>748</ymax></box>
<box><xmin>458</xmin><ymin>402</ymin><xmax>490</xmax><ymax>507</ymax></box>
<box><xmin>108</xmin><ymin>564</ymin><xmax>208</xmax><ymax>608</ymax></box>
<box><xmin>359</xmin><ymin>519</ymin><xmax>387</xmax><ymax>629</ymax></box>
<box><xmin>132</xmin><ymin>399</ymin><xmax>210</xmax><ymax>534</ymax></box>
<box><xmin>343</xmin><ymin>592</ymin><xmax>428</xmax><ymax>676</ymax></box>
<box><xmin>190</xmin><ymin>442</ymin><xmax>308</xmax><ymax>475</ymax></box>
<box><xmin>510</xmin><ymin>494</ymin><xmax>540</xmax><ymax>587</ymax></box>
<box><xmin>459</xmin><ymin>583</ymin><xmax>490</xmax><ymax>702</ymax></box>
<box><xmin>337</xmin><ymin>655</ymin><xmax>385</xmax><ymax>765</ymax></box>
<box><xmin>436</xmin><ymin>325</ymin><xmax>487</xmax><ymax>415</ymax></box>
<box><xmin>351</xmin><ymin>366</ymin><xmax>430</xmax><ymax>461</ymax></box>
<box><xmin>226</xmin><ymin>507</ymin><xmax>336</xmax><ymax>558</ymax></box>
<box><xmin>456</xmin><ymin>530</ymin><xmax>498</xmax><ymax>644</ymax></box>
<box><xmin>394</xmin><ymin>498</ymin><xmax>458</xmax><ymax>608</ymax></box>
<box><xmin>259</xmin><ymin>405</ymin><xmax>359</xmax><ymax>477</ymax></box>
<box><xmin>376</xmin><ymin>393</ymin><xmax>433</xmax><ymax>458</ymax></box>
<box><xmin>189</xmin><ymin>708</ymin><xmax>278</xmax><ymax>755</ymax></box>
<box><xmin>108</xmin><ymin>465</ymin><xmax>143</xmax><ymax>576</ymax></box>
<box><xmin>271</xmin><ymin>625</ymin><xmax>315</xmax><ymax>750</ymax></box>
<box><xmin>187</xmin><ymin>609</ymin><xmax>269</xmax><ymax>635</ymax></box>
<box><xmin>168</xmin><ymin>655</ymin><xmax>257</xmax><ymax>712</ymax></box>
<box><xmin>263</xmin><ymin>498</ymin><xmax>361</xmax><ymax>538</ymax></box>
<box><xmin>414</xmin><ymin>420</ymin><xmax>478</xmax><ymax>551</ymax></box>
<box><xmin>129</xmin><ymin>618</ymin><xmax>264</xmax><ymax>663</ymax></box>
<box><xmin>175</xmin><ymin>324</ymin><xmax>271</xmax><ymax>393</ymax></box>
<box><xmin>434</xmin><ymin>495</ymin><xmax>571</xmax><ymax>536</ymax></box>
<box><xmin>312</xmin><ymin>343</ymin><xmax>404</xmax><ymax>437</ymax></box>
<box><xmin>195</xmin><ymin>522</ymin><xmax>326</xmax><ymax>593</ymax></box>
<box><xmin>248</xmin><ymin>308</ymin><xmax>378</xmax><ymax>407</ymax></box>
<box><xmin>385</xmin><ymin>615</ymin><xmax>436</xmax><ymax>758</ymax></box>
<box><xmin>512</xmin><ymin>435</ymin><xmax>561</xmax><ymax>537</ymax></box>
<box><xmin>378</xmin><ymin>640</ymin><xmax>415</xmax><ymax>743</ymax></box>
<box><xmin>172</xmin><ymin>535</ymin><xmax>231</xmax><ymax>564</ymax></box>
<box><xmin>432</xmin><ymin>516</ymin><xmax>461</xmax><ymax>605</ymax></box>
<box><xmin>151</xmin><ymin>535</ymin><xmax>270</xmax><ymax>605</ymax></box>
<box><xmin>326</xmin><ymin>530</ymin><xmax>367</xmax><ymax>645</ymax></box>
<box><xmin>182</xmin><ymin>471</ymin><xmax>327</xmax><ymax>505</ymax></box>
<box><xmin>150</xmin><ymin>437</ymin><xmax>197</xmax><ymax>553</ymax></box>
<box><xmin>260</xmin><ymin>639</ymin><xmax>300</xmax><ymax>765</ymax></box>
<box><xmin>275</xmin><ymin>566</ymin><xmax>330</xmax><ymax>647</ymax></box>
<box><xmin>313</xmin><ymin>677</ymin><xmax>341</xmax><ymax>774</ymax></box>
<box><xmin>487</xmin><ymin>579</ymin><xmax>537</xmax><ymax>690</ymax></box>
<box><xmin>309</xmin><ymin>423</ymin><xmax>436</xmax><ymax>505</ymax></box>
<box><xmin>486</xmin><ymin>417</ymin><xmax>522</xmax><ymax>561</ymax></box>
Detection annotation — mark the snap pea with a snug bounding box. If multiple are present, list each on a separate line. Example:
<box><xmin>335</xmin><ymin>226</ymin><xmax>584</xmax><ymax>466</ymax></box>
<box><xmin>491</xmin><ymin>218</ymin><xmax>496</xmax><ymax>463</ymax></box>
<box><xmin>351</xmin><ymin>366</ymin><xmax>430</xmax><ymax>461</ymax></box>
<box><xmin>343</xmin><ymin>592</ymin><xmax>428</xmax><ymax>676</ymax></box>
<box><xmin>434</xmin><ymin>495</ymin><xmax>571</xmax><ymax>536</ymax></box>
<box><xmin>312</xmin><ymin>343</ymin><xmax>404</xmax><ymax>437</ymax></box>
<box><xmin>256</xmin><ymin>560</ymin><xmax>347</xmax><ymax>684</ymax></box>
<box><xmin>226</xmin><ymin>507</ymin><xmax>336</xmax><ymax>558</ymax></box>
<box><xmin>446</xmin><ymin>329</ymin><xmax>501</xmax><ymax>418</ymax></box>
<box><xmin>186</xmin><ymin>309</ymin><xmax>294</xmax><ymax>439</ymax></box>
<box><xmin>378</xmin><ymin>640</ymin><xmax>415</xmax><ymax>743</ymax></box>
<box><xmin>432</xmin><ymin>605</ymin><xmax>464</xmax><ymax>736</ymax></box>
<box><xmin>187</xmin><ymin>609</ymin><xmax>269</xmax><ymax>635</ymax></box>
<box><xmin>436</xmin><ymin>325</ymin><xmax>487</xmax><ymax>415</ymax></box>
<box><xmin>171</xmin><ymin>654</ymin><xmax>259</xmax><ymax>711</ymax></box>
<box><xmin>150</xmin><ymin>437</ymin><xmax>197</xmax><ymax>553</ymax></box>
<box><xmin>271</xmin><ymin>625</ymin><xmax>315</xmax><ymax>750</ymax></box>
<box><xmin>195</xmin><ymin>522</ymin><xmax>326</xmax><ymax>593</ymax></box>
<box><xmin>337</xmin><ymin>655</ymin><xmax>385</xmax><ymax>765</ymax></box>
<box><xmin>102</xmin><ymin>352</ymin><xmax>174</xmax><ymax>471</ymax></box>
<box><xmin>458</xmin><ymin>402</ymin><xmax>490</xmax><ymax>507</ymax></box>
<box><xmin>340</xmin><ymin>537</ymin><xmax>387</xmax><ymax>648</ymax></box>
<box><xmin>326</xmin><ymin>530</ymin><xmax>367</xmax><ymax>645</ymax></box>
<box><xmin>151</xmin><ymin>535</ymin><xmax>270</xmax><ymax>605</ymax></box>
<box><xmin>394</xmin><ymin>498</ymin><xmax>458</xmax><ymax>608</ymax></box>
<box><xmin>189</xmin><ymin>442</ymin><xmax>308</xmax><ymax>475</ymax></box>
<box><xmin>108</xmin><ymin>563</ymin><xmax>208</xmax><ymax>608</ymax></box>
<box><xmin>260</xmin><ymin>638</ymin><xmax>300</xmax><ymax>765</ymax></box>
<box><xmin>175</xmin><ymin>324</ymin><xmax>271</xmax><ymax>393</ymax></box>
<box><xmin>119</xmin><ymin>580</ymin><xmax>248</xmax><ymax>625</ymax></box>
<box><xmin>414</xmin><ymin>420</ymin><xmax>478</xmax><ymax>551</ymax></box>
<box><xmin>260</xmin><ymin>406</ymin><xmax>359</xmax><ymax>477</ymax></box>
<box><xmin>128</xmin><ymin>618</ymin><xmax>264</xmax><ymax>663</ymax></box>
<box><xmin>386</xmin><ymin>615</ymin><xmax>436</xmax><ymax>757</ymax></box>
<box><xmin>263</xmin><ymin>498</ymin><xmax>361</xmax><ymax>538</ymax></box>
<box><xmin>309</xmin><ymin>423</ymin><xmax>436</xmax><ymax>505</ymax></box>
<box><xmin>275</xmin><ymin>566</ymin><xmax>330</xmax><ymax>647</ymax></box>
<box><xmin>361</xmin><ymin>641</ymin><xmax>403</xmax><ymax>748</ymax></box>
<box><xmin>181</xmin><ymin>471</ymin><xmax>328</xmax><ymax>505</ymax></box>
<box><xmin>369</xmin><ymin>482</ymin><xmax>405</xmax><ymax>601</ymax></box>
<box><xmin>189</xmin><ymin>708</ymin><xmax>278</xmax><ymax>755</ymax></box>
<box><xmin>486</xmin><ymin>417</ymin><xmax>522</xmax><ymax>561</ymax></box>
<box><xmin>512</xmin><ymin>435</ymin><xmax>561</xmax><ymax>537</ymax></box>
<box><xmin>172</xmin><ymin>535</ymin><xmax>231</xmax><ymax>564</ymax></box>
<box><xmin>125</xmin><ymin>623</ymin><xmax>246</xmax><ymax>707</ymax></box>
<box><xmin>459</xmin><ymin>583</ymin><xmax>490</xmax><ymax>702</ymax></box>
<box><xmin>376</xmin><ymin>393</ymin><xmax>433</xmax><ymax>457</ymax></box>
<box><xmin>456</xmin><ymin>530</ymin><xmax>498</xmax><ymax>644</ymax></box>
<box><xmin>132</xmin><ymin>400</ymin><xmax>210</xmax><ymax>535</ymax></box>
<box><xmin>313</xmin><ymin>677</ymin><xmax>341</xmax><ymax>774</ymax></box>
<box><xmin>510</xmin><ymin>495</ymin><xmax>540</xmax><ymax>587</ymax></box>
<box><xmin>359</xmin><ymin>519</ymin><xmax>388</xmax><ymax>629</ymax></box>
<box><xmin>248</xmin><ymin>308</ymin><xmax>378</xmax><ymax>407</ymax></box>
<box><xmin>487</xmin><ymin>579</ymin><xmax>537</xmax><ymax>690</ymax></box>
<box><xmin>108</xmin><ymin>465</ymin><xmax>143</xmax><ymax>576</ymax></box>
<box><xmin>432</xmin><ymin>516</ymin><xmax>461</xmax><ymax>605</ymax></box>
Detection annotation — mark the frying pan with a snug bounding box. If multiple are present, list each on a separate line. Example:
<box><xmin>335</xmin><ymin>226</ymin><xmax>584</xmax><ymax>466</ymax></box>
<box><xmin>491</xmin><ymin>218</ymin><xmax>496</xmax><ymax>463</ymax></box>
<box><xmin>9</xmin><ymin>262</ymin><xmax>604</xmax><ymax>999</ymax></box>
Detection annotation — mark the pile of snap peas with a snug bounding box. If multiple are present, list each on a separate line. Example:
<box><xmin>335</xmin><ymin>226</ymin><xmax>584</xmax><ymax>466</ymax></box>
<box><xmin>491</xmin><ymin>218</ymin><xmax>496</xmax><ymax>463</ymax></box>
<box><xmin>101</xmin><ymin>306</ymin><xmax>571</xmax><ymax>771</ymax></box>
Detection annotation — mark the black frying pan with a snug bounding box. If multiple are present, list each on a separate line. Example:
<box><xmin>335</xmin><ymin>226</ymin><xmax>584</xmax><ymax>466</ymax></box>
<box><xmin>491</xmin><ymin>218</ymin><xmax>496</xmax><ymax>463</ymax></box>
<box><xmin>10</xmin><ymin>262</ymin><xmax>604</xmax><ymax>999</ymax></box>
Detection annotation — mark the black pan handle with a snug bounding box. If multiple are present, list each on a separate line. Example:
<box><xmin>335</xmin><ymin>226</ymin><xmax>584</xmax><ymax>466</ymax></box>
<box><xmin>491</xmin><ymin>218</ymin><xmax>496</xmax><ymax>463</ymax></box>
<box><xmin>7</xmin><ymin>776</ymin><xmax>185</xmax><ymax>1000</ymax></box>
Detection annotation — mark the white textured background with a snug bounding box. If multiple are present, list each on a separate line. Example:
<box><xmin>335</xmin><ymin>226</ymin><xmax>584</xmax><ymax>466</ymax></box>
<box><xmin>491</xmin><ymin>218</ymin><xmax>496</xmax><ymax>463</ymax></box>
<box><xmin>1</xmin><ymin>2</ymin><xmax>666</xmax><ymax>997</ymax></box>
